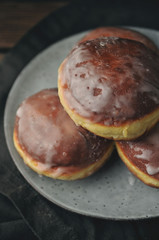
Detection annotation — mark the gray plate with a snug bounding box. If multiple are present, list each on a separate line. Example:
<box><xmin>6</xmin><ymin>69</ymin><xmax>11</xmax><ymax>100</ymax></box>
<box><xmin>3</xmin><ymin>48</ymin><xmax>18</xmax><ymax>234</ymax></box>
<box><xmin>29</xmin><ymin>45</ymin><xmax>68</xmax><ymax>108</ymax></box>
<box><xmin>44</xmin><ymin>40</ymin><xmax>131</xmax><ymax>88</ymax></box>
<box><xmin>4</xmin><ymin>27</ymin><xmax>159</xmax><ymax>220</ymax></box>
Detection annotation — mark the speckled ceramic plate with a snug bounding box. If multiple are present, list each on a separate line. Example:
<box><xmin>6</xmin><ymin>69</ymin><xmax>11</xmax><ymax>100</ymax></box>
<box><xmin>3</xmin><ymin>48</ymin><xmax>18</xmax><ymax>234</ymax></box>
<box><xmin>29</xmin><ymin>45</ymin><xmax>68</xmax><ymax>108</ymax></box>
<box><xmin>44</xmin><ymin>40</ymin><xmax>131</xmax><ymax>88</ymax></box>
<box><xmin>4</xmin><ymin>27</ymin><xmax>159</xmax><ymax>220</ymax></box>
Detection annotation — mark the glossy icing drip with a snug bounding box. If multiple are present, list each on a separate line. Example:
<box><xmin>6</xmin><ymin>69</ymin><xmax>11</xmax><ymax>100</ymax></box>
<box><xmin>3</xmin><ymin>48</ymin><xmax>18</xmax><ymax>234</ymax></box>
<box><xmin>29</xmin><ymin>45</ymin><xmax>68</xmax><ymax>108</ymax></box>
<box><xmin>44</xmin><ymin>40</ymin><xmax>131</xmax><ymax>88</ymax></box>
<box><xmin>15</xmin><ymin>89</ymin><xmax>110</xmax><ymax>168</ymax></box>
<box><xmin>60</xmin><ymin>37</ymin><xmax>159</xmax><ymax>126</ymax></box>
<box><xmin>118</xmin><ymin>123</ymin><xmax>159</xmax><ymax>176</ymax></box>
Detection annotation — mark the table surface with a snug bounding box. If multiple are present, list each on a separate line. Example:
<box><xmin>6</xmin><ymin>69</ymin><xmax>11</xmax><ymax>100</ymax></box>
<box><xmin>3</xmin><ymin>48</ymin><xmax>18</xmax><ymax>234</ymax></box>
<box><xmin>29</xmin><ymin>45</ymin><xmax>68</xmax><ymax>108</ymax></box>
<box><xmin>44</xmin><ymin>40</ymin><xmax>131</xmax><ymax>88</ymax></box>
<box><xmin>0</xmin><ymin>1</ymin><xmax>68</xmax><ymax>61</ymax></box>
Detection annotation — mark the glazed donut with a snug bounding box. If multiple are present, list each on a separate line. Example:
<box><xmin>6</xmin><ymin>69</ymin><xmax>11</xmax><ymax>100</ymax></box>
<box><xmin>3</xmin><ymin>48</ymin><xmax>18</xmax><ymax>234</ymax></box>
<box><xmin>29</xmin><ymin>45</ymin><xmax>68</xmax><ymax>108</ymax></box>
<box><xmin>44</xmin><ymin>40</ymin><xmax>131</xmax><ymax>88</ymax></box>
<box><xmin>80</xmin><ymin>27</ymin><xmax>157</xmax><ymax>51</ymax></box>
<box><xmin>58</xmin><ymin>37</ymin><xmax>159</xmax><ymax>140</ymax></box>
<box><xmin>116</xmin><ymin>123</ymin><xmax>159</xmax><ymax>188</ymax></box>
<box><xmin>13</xmin><ymin>89</ymin><xmax>114</xmax><ymax>180</ymax></box>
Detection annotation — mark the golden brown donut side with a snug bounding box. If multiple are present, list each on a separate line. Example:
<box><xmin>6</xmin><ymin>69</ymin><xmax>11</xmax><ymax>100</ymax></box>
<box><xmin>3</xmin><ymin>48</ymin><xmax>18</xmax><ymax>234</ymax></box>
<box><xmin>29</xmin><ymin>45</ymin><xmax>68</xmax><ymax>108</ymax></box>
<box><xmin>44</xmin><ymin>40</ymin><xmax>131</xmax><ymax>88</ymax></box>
<box><xmin>58</xmin><ymin>37</ymin><xmax>159</xmax><ymax>140</ymax></box>
<box><xmin>116</xmin><ymin>123</ymin><xmax>159</xmax><ymax>188</ymax></box>
<box><xmin>14</xmin><ymin>129</ymin><xmax>114</xmax><ymax>180</ymax></box>
<box><xmin>13</xmin><ymin>88</ymin><xmax>114</xmax><ymax>180</ymax></box>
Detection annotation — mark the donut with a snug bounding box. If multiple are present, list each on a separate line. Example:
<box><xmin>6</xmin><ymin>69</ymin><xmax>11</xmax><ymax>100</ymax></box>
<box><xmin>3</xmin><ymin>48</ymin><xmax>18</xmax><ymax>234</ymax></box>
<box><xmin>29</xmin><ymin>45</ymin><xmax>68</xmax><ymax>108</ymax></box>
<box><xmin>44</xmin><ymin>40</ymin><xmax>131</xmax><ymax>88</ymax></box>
<box><xmin>116</xmin><ymin>123</ymin><xmax>159</xmax><ymax>187</ymax></box>
<box><xmin>80</xmin><ymin>27</ymin><xmax>157</xmax><ymax>51</ymax></box>
<box><xmin>58</xmin><ymin>37</ymin><xmax>159</xmax><ymax>140</ymax></box>
<box><xmin>13</xmin><ymin>88</ymin><xmax>114</xmax><ymax>180</ymax></box>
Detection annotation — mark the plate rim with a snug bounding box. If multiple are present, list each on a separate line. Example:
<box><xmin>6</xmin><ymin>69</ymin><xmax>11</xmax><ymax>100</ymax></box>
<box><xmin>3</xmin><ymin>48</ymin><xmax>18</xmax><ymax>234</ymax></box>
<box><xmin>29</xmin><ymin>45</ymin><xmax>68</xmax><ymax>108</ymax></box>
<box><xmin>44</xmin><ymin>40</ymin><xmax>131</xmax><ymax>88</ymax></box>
<box><xmin>4</xmin><ymin>26</ymin><xmax>159</xmax><ymax>220</ymax></box>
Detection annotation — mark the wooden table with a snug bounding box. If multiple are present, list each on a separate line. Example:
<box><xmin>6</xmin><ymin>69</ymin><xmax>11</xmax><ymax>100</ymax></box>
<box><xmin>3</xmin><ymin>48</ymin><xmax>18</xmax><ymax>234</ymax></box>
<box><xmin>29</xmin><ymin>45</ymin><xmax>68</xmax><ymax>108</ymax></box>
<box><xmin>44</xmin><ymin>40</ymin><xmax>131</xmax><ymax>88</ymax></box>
<box><xmin>0</xmin><ymin>1</ymin><xmax>68</xmax><ymax>61</ymax></box>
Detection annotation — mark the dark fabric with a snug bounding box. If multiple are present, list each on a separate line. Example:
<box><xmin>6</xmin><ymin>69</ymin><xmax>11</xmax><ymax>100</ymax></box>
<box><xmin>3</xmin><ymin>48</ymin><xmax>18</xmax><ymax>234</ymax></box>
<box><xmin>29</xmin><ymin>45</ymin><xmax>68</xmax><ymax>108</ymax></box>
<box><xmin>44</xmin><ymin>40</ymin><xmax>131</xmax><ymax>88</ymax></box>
<box><xmin>1</xmin><ymin>0</ymin><xmax>159</xmax><ymax>239</ymax></box>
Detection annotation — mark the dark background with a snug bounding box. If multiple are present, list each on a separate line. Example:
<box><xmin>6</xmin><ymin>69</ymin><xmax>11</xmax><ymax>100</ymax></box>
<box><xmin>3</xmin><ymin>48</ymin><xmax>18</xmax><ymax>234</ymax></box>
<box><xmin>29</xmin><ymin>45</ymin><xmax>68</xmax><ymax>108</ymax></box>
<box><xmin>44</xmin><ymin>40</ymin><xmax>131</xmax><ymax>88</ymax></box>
<box><xmin>1</xmin><ymin>0</ymin><xmax>159</xmax><ymax>239</ymax></box>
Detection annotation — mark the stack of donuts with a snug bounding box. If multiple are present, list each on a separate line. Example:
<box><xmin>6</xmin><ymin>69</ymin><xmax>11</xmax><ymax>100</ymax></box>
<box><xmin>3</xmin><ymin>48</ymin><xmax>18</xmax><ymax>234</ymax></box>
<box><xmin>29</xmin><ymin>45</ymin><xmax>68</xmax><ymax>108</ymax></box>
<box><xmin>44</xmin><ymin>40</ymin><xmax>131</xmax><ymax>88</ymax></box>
<box><xmin>14</xmin><ymin>27</ymin><xmax>159</xmax><ymax>187</ymax></box>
